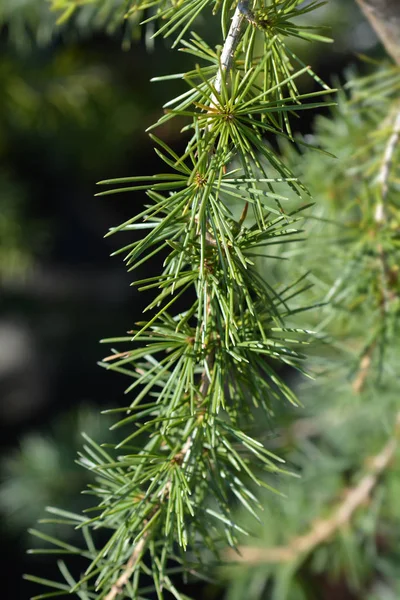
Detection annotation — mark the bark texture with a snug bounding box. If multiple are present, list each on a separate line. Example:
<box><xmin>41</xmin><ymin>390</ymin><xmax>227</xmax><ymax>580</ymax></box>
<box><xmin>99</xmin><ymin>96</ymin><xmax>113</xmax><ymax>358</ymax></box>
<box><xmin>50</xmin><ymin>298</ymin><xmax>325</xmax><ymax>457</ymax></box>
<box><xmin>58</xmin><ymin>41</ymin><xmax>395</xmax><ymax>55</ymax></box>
<box><xmin>356</xmin><ymin>0</ymin><xmax>400</xmax><ymax>65</ymax></box>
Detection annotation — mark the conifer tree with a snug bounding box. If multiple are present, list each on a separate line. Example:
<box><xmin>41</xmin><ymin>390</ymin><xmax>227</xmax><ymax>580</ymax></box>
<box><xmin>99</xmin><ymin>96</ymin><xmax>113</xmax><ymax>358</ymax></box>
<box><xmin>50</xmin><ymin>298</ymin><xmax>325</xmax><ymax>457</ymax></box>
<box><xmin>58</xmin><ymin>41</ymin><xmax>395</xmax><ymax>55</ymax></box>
<box><xmin>5</xmin><ymin>1</ymin><xmax>399</xmax><ymax>599</ymax></box>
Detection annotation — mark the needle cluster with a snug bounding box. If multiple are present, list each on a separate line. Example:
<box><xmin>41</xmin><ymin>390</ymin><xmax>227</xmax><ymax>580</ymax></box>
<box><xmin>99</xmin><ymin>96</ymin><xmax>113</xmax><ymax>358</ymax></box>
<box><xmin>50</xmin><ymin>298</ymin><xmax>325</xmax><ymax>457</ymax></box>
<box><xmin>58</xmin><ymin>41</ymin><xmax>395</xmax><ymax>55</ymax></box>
<box><xmin>25</xmin><ymin>2</ymin><xmax>334</xmax><ymax>599</ymax></box>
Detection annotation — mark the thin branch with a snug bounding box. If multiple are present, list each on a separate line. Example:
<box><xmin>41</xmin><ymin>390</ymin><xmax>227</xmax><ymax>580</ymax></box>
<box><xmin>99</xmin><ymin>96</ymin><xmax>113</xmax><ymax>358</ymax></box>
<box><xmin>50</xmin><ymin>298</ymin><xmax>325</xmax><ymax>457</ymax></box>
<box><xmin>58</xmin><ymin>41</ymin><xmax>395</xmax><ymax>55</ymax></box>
<box><xmin>375</xmin><ymin>107</ymin><xmax>400</xmax><ymax>223</ymax></box>
<box><xmin>352</xmin><ymin>343</ymin><xmax>375</xmax><ymax>393</ymax></box>
<box><xmin>104</xmin><ymin>537</ymin><xmax>146</xmax><ymax>600</ymax></box>
<box><xmin>356</xmin><ymin>0</ymin><xmax>400</xmax><ymax>65</ymax></box>
<box><xmin>228</xmin><ymin>413</ymin><xmax>400</xmax><ymax>564</ymax></box>
<box><xmin>201</xmin><ymin>3</ymin><xmax>247</xmax><ymax>389</ymax></box>
<box><xmin>213</xmin><ymin>3</ymin><xmax>246</xmax><ymax>97</ymax></box>
<box><xmin>352</xmin><ymin>108</ymin><xmax>400</xmax><ymax>392</ymax></box>
<box><xmin>199</xmin><ymin>352</ymin><xmax>214</xmax><ymax>397</ymax></box>
<box><xmin>194</xmin><ymin>214</ymin><xmax>218</xmax><ymax>246</ymax></box>
<box><xmin>104</xmin><ymin>6</ymin><xmax>253</xmax><ymax>597</ymax></box>
<box><xmin>104</xmin><ymin>431</ymin><xmax>194</xmax><ymax>599</ymax></box>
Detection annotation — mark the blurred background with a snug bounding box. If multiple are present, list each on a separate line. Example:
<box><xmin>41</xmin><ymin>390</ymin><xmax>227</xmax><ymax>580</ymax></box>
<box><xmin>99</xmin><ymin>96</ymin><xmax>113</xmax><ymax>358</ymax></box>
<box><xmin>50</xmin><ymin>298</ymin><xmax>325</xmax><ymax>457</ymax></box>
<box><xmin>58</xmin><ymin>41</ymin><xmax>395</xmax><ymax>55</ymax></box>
<box><xmin>0</xmin><ymin>1</ymin><xmax>388</xmax><ymax>597</ymax></box>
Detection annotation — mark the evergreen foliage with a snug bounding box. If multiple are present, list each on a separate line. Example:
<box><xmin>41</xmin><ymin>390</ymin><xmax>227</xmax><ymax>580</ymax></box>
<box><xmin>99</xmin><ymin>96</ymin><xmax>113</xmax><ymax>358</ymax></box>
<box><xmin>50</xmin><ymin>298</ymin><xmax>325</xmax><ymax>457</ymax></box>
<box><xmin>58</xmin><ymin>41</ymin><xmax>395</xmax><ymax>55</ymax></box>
<box><xmin>224</xmin><ymin>61</ymin><xmax>400</xmax><ymax>600</ymax></box>
<box><xmin>8</xmin><ymin>0</ymin><xmax>399</xmax><ymax>599</ymax></box>
<box><xmin>0</xmin><ymin>0</ymin><xmax>144</xmax><ymax>49</ymax></box>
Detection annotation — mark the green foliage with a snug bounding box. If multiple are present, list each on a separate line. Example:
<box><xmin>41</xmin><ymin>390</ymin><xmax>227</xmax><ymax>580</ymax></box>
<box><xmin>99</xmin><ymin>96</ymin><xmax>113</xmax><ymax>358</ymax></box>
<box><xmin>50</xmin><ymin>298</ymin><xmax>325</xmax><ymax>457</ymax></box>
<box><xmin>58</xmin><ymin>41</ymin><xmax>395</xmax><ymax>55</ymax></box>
<box><xmin>0</xmin><ymin>0</ymin><xmax>358</xmax><ymax>55</ymax></box>
<box><xmin>22</xmin><ymin>1</ymin><xmax>335</xmax><ymax>598</ymax></box>
<box><xmin>282</xmin><ymin>62</ymin><xmax>400</xmax><ymax>375</ymax></box>
<box><xmin>0</xmin><ymin>407</ymin><xmax>114</xmax><ymax>536</ymax></box>
<box><xmin>222</xmin><ymin>62</ymin><xmax>400</xmax><ymax>600</ymax></box>
<box><xmin>17</xmin><ymin>0</ymin><xmax>400</xmax><ymax>599</ymax></box>
<box><xmin>0</xmin><ymin>0</ymin><xmax>143</xmax><ymax>49</ymax></box>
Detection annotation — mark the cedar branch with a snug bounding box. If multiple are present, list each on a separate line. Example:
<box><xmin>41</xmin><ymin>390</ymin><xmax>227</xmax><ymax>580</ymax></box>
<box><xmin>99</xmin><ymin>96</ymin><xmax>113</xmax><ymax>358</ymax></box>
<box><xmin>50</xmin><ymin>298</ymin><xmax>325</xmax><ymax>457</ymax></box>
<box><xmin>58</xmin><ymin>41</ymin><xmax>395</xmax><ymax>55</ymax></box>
<box><xmin>103</xmin><ymin>7</ymin><xmax>247</xmax><ymax>597</ymax></box>
<box><xmin>104</xmin><ymin>432</ymin><xmax>193</xmax><ymax>599</ymax></box>
<box><xmin>104</xmin><ymin>537</ymin><xmax>146</xmax><ymax>600</ymax></box>
<box><xmin>227</xmin><ymin>413</ymin><xmax>400</xmax><ymax>564</ymax></box>
<box><xmin>352</xmin><ymin>107</ymin><xmax>400</xmax><ymax>393</ymax></box>
<box><xmin>213</xmin><ymin>4</ymin><xmax>245</xmax><ymax>98</ymax></box>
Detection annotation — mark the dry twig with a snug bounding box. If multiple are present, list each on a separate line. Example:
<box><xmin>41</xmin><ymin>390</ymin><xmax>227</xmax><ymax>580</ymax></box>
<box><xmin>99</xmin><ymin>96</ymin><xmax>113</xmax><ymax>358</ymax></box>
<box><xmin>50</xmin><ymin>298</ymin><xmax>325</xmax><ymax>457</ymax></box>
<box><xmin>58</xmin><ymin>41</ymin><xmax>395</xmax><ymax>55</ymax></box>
<box><xmin>356</xmin><ymin>0</ymin><xmax>400</xmax><ymax>66</ymax></box>
<box><xmin>352</xmin><ymin>343</ymin><xmax>375</xmax><ymax>394</ymax></box>
<box><xmin>375</xmin><ymin>107</ymin><xmax>400</xmax><ymax>223</ymax></box>
<box><xmin>104</xmin><ymin>537</ymin><xmax>147</xmax><ymax>600</ymax></box>
<box><xmin>228</xmin><ymin>413</ymin><xmax>400</xmax><ymax>564</ymax></box>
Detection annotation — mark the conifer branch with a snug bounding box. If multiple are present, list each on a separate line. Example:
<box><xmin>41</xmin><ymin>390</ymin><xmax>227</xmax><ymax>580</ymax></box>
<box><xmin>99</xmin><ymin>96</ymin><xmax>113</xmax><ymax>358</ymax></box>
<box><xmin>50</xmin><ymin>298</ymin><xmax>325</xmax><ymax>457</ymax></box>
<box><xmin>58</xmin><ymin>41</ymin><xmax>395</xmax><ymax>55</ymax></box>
<box><xmin>102</xmin><ymin>10</ymin><xmax>248</xmax><ymax>597</ymax></box>
<box><xmin>104</xmin><ymin>537</ymin><xmax>146</xmax><ymax>600</ymax></box>
<box><xmin>103</xmin><ymin>431</ymin><xmax>194</xmax><ymax>599</ymax></box>
<box><xmin>352</xmin><ymin>343</ymin><xmax>375</xmax><ymax>393</ymax></box>
<box><xmin>228</xmin><ymin>413</ymin><xmax>400</xmax><ymax>564</ymax></box>
<box><xmin>356</xmin><ymin>0</ymin><xmax>400</xmax><ymax>65</ymax></box>
<box><xmin>375</xmin><ymin>106</ymin><xmax>400</xmax><ymax>223</ymax></box>
<box><xmin>25</xmin><ymin>3</ymin><xmax>336</xmax><ymax>598</ymax></box>
<box><xmin>352</xmin><ymin>106</ymin><xmax>400</xmax><ymax>392</ymax></box>
<box><xmin>202</xmin><ymin>1</ymin><xmax>245</xmax><ymax>392</ymax></box>
<box><xmin>213</xmin><ymin>3</ymin><xmax>246</xmax><ymax>97</ymax></box>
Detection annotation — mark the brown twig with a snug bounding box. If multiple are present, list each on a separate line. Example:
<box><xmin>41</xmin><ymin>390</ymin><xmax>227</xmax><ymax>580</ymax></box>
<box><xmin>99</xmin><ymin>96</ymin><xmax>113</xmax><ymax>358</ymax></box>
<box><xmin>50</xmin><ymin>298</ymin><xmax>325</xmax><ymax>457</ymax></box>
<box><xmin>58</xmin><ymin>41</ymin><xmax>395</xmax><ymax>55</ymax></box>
<box><xmin>356</xmin><ymin>0</ymin><xmax>400</xmax><ymax>65</ymax></box>
<box><xmin>375</xmin><ymin>107</ymin><xmax>400</xmax><ymax>223</ymax></box>
<box><xmin>104</xmin><ymin>537</ymin><xmax>147</xmax><ymax>600</ymax></box>
<box><xmin>352</xmin><ymin>342</ymin><xmax>376</xmax><ymax>394</ymax></box>
<box><xmin>104</xmin><ymin>432</ymin><xmax>194</xmax><ymax>598</ymax></box>
<box><xmin>102</xmin><ymin>351</ymin><xmax>131</xmax><ymax>362</ymax></box>
<box><xmin>227</xmin><ymin>413</ymin><xmax>400</xmax><ymax>565</ymax></box>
